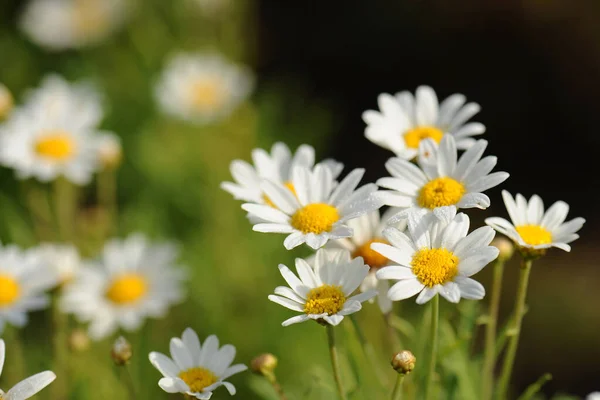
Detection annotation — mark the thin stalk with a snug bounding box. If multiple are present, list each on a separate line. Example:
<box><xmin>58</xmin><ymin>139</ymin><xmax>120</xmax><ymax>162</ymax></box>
<box><xmin>423</xmin><ymin>294</ymin><xmax>440</xmax><ymax>400</ymax></box>
<box><xmin>350</xmin><ymin>314</ymin><xmax>387</xmax><ymax>386</ymax></box>
<box><xmin>496</xmin><ymin>259</ymin><xmax>533</xmax><ymax>400</ymax></box>
<box><xmin>124</xmin><ymin>363</ymin><xmax>138</xmax><ymax>399</ymax></box>
<box><xmin>263</xmin><ymin>370</ymin><xmax>288</xmax><ymax>400</ymax></box>
<box><xmin>53</xmin><ymin>178</ymin><xmax>77</xmax><ymax>242</ymax></box>
<box><xmin>482</xmin><ymin>259</ymin><xmax>506</xmax><ymax>400</ymax></box>
<box><xmin>326</xmin><ymin>325</ymin><xmax>347</xmax><ymax>400</ymax></box>
<box><xmin>50</xmin><ymin>292</ymin><xmax>69</xmax><ymax>399</ymax></box>
<box><xmin>391</xmin><ymin>374</ymin><xmax>406</xmax><ymax>400</ymax></box>
<box><xmin>97</xmin><ymin>169</ymin><xmax>117</xmax><ymax>234</ymax></box>
<box><xmin>384</xmin><ymin>312</ymin><xmax>403</xmax><ymax>351</ymax></box>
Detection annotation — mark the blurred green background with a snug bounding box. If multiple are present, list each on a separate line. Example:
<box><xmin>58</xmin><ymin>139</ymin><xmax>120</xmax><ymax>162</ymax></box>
<box><xmin>0</xmin><ymin>0</ymin><xmax>599</xmax><ymax>398</ymax></box>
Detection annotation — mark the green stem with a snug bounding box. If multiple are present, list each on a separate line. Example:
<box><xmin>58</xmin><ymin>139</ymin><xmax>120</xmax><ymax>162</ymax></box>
<box><xmin>264</xmin><ymin>371</ymin><xmax>288</xmax><ymax>400</ymax></box>
<box><xmin>97</xmin><ymin>169</ymin><xmax>117</xmax><ymax>235</ymax></box>
<box><xmin>391</xmin><ymin>374</ymin><xmax>406</xmax><ymax>400</ymax></box>
<box><xmin>496</xmin><ymin>259</ymin><xmax>533</xmax><ymax>400</ymax></box>
<box><xmin>124</xmin><ymin>363</ymin><xmax>138</xmax><ymax>399</ymax></box>
<box><xmin>326</xmin><ymin>325</ymin><xmax>347</xmax><ymax>400</ymax></box>
<box><xmin>482</xmin><ymin>259</ymin><xmax>506</xmax><ymax>400</ymax></box>
<box><xmin>350</xmin><ymin>314</ymin><xmax>387</xmax><ymax>386</ymax></box>
<box><xmin>384</xmin><ymin>312</ymin><xmax>403</xmax><ymax>351</ymax></box>
<box><xmin>423</xmin><ymin>294</ymin><xmax>440</xmax><ymax>400</ymax></box>
<box><xmin>50</xmin><ymin>292</ymin><xmax>69</xmax><ymax>399</ymax></box>
<box><xmin>53</xmin><ymin>178</ymin><xmax>77</xmax><ymax>242</ymax></box>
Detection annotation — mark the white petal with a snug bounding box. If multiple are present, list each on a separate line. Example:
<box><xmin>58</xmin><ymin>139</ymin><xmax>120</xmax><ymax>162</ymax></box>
<box><xmin>415</xmin><ymin>86</ymin><xmax>439</xmax><ymax>125</ymax></box>
<box><xmin>438</xmin><ymin>282</ymin><xmax>461</xmax><ymax>303</ymax></box>
<box><xmin>253</xmin><ymin>223</ymin><xmax>295</xmax><ymax>234</ymax></box>
<box><xmin>268</xmin><ymin>295</ymin><xmax>305</xmax><ymax>312</ymax></box>
<box><xmin>387</xmin><ymin>279</ymin><xmax>425</xmax><ymax>301</ymax></box>
<box><xmin>0</xmin><ymin>339</ymin><xmax>4</xmax><ymax>376</ymax></box>
<box><xmin>455</xmin><ymin>276</ymin><xmax>485</xmax><ymax>300</ymax></box>
<box><xmin>436</xmin><ymin>135</ymin><xmax>457</xmax><ymax>177</ymax></box>
<box><xmin>376</xmin><ymin>265</ymin><xmax>414</xmax><ymax>280</ymax></box>
<box><xmin>158</xmin><ymin>377</ymin><xmax>187</xmax><ymax>393</ymax></box>
<box><xmin>149</xmin><ymin>352</ymin><xmax>180</xmax><ymax>377</ymax></box>
<box><xmin>457</xmin><ymin>192</ymin><xmax>490</xmax><ymax>209</ymax></box>
<box><xmin>6</xmin><ymin>371</ymin><xmax>56</xmax><ymax>399</ymax></box>
<box><xmin>278</xmin><ymin>264</ymin><xmax>309</xmax><ymax>297</ymax></box>
<box><xmin>283</xmin><ymin>232</ymin><xmax>306</xmax><ymax>249</ymax></box>
<box><xmin>241</xmin><ymin>204</ymin><xmax>289</xmax><ymax>224</ymax></box>
<box><xmin>540</xmin><ymin>200</ymin><xmax>570</xmax><ymax>231</ymax></box>
<box><xmin>281</xmin><ymin>315</ymin><xmax>311</xmax><ymax>326</ymax></box>
<box><xmin>170</xmin><ymin>338</ymin><xmax>194</xmax><ymax>370</ymax></box>
<box><xmin>415</xmin><ymin>288</ymin><xmax>437</xmax><ymax>304</ymax></box>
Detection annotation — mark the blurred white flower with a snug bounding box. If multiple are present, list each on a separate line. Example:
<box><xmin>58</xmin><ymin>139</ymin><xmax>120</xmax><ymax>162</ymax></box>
<box><xmin>0</xmin><ymin>244</ymin><xmax>57</xmax><ymax>334</ymax></box>
<box><xmin>61</xmin><ymin>234</ymin><xmax>187</xmax><ymax>340</ymax></box>
<box><xmin>31</xmin><ymin>243</ymin><xmax>81</xmax><ymax>285</ymax></box>
<box><xmin>0</xmin><ymin>83</ymin><xmax>13</xmax><ymax>120</ymax></box>
<box><xmin>0</xmin><ymin>340</ymin><xmax>56</xmax><ymax>399</ymax></box>
<box><xmin>20</xmin><ymin>0</ymin><xmax>129</xmax><ymax>51</ymax></box>
<box><xmin>155</xmin><ymin>52</ymin><xmax>254</xmax><ymax>125</ymax></box>
<box><xmin>0</xmin><ymin>74</ymin><xmax>109</xmax><ymax>185</ymax></box>
<box><xmin>587</xmin><ymin>393</ymin><xmax>600</xmax><ymax>400</ymax></box>
<box><xmin>363</xmin><ymin>85</ymin><xmax>485</xmax><ymax>159</ymax></box>
<box><xmin>149</xmin><ymin>328</ymin><xmax>247</xmax><ymax>398</ymax></box>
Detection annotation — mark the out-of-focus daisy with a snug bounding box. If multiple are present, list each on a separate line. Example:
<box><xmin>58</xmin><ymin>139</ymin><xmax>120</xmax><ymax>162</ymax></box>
<box><xmin>374</xmin><ymin>208</ymin><xmax>499</xmax><ymax>304</ymax></box>
<box><xmin>20</xmin><ymin>0</ymin><xmax>128</xmax><ymax>51</ymax></box>
<box><xmin>155</xmin><ymin>53</ymin><xmax>253</xmax><ymax>125</ymax></box>
<box><xmin>96</xmin><ymin>132</ymin><xmax>122</xmax><ymax>170</ymax></box>
<box><xmin>31</xmin><ymin>243</ymin><xmax>81</xmax><ymax>285</ymax></box>
<box><xmin>587</xmin><ymin>393</ymin><xmax>600</xmax><ymax>400</ymax></box>
<box><xmin>269</xmin><ymin>248</ymin><xmax>376</xmax><ymax>326</ymax></box>
<box><xmin>328</xmin><ymin>209</ymin><xmax>406</xmax><ymax>314</ymax></box>
<box><xmin>149</xmin><ymin>328</ymin><xmax>247</xmax><ymax>399</ymax></box>
<box><xmin>377</xmin><ymin>135</ymin><xmax>508</xmax><ymax>218</ymax></box>
<box><xmin>0</xmin><ymin>83</ymin><xmax>13</xmax><ymax>120</ymax></box>
<box><xmin>61</xmin><ymin>234</ymin><xmax>186</xmax><ymax>340</ymax></box>
<box><xmin>242</xmin><ymin>165</ymin><xmax>382</xmax><ymax>249</ymax></box>
<box><xmin>485</xmin><ymin>191</ymin><xmax>585</xmax><ymax>255</ymax></box>
<box><xmin>363</xmin><ymin>85</ymin><xmax>485</xmax><ymax>159</ymax></box>
<box><xmin>0</xmin><ymin>339</ymin><xmax>56</xmax><ymax>399</ymax></box>
<box><xmin>221</xmin><ymin>142</ymin><xmax>342</xmax><ymax>205</ymax></box>
<box><xmin>0</xmin><ymin>75</ymin><xmax>107</xmax><ymax>184</ymax></box>
<box><xmin>0</xmin><ymin>244</ymin><xmax>57</xmax><ymax>334</ymax></box>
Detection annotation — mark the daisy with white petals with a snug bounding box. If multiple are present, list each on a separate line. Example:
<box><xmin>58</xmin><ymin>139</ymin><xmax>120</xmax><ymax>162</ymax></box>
<box><xmin>31</xmin><ymin>243</ymin><xmax>81</xmax><ymax>285</ymax></box>
<box><xmin>363</xmin><ymin>85</ymin><xmax>485</xmax><ymax>159</ymax></box>
<box><xmin>485</xmin><ymin>191</ymin><xmax>585</xmax><ymax>254</ymax></box>
<box><xmin>374</xmin><ymin>208</ymin><xmax>499</xmax><ymax>304</ymax></box>
<box><xmin>61</xmin><ymin>234</ymin><xmax>186</xmax><ymax>340</ymax></box>
<box><xmin>155</xmin><ymin>52</ymin><xmax>253</xmax><ymax>125</ymax></box>
<box><xmin>0</xmin><ymin>339</ymin><xmax>56</xmax><ymax>399</ymax></box>
<box><xmin>269</xmin><ymin>248</ymin><xmax>376</xmax><ymax>326</ymax></box>
<box><xmin>377</xmin><ymin>135</ymin><xmax>509</xmax><ymax>218</ymax></box>
<box><xmin>149</xmin><ymin>328</ymin><xmax>247</xmax><ymax>399</ymax></box>
<box><xmin>242</xmin><ymin>165</ymin><xmax>382</xmax><ymax>249</ymax></box>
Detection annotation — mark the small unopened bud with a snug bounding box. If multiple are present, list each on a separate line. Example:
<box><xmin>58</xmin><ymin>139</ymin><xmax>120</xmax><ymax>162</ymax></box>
<box><xmin>97</xmin><ymin>133</ymin><xmax>122</xmax><ymax>170</ymax></box>
<box><xmin>391</xmin><ymin>350</ymin><xmax>416</xmax><ymax>375</ymax></box>
<box><xmin>111</xmin><ymin>336</ymin><xmax>132</xmax><ymax>366</ymax></box>
<box><xmin>0</xmin><ymin>84</ymin><xmax>13</xmax><ymax>120</ymax></box>
<box><xmin>69</xmin><ymin>329</ymin><xmax>90</xmax><ymax>352</ymax></box>
<box><xmin>250</xmin><ymin>353</ymin><xmax>278</xmax><ymax>376</ymax></box>
<box><xmin>491</xmin><ymin>237</ymin><xmax>514</xmax><ymax>261</ymax></box>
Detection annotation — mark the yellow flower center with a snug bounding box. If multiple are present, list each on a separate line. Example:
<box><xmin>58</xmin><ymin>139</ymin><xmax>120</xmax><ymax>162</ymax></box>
<box><xmin>0</xmin><ymin>274</ymin><xmax>20</xmax><ymax>306</ymax></box>
<box><xmin>353</xmin><ymin>238</ymin><xmax>390</xmax><ymax>270</ymax></box>
<box><xmin>291</xmin><ymin>203</ymin><xmax>339</xmax><ymax>234</ymax></box>
<box><xmin>411</xmin><ymin>248</ymin><xmax>459</xmax><ymax>288</ymax></box>
<box><xmin>105</xmin><ymin>274</ymin><xmax>148</xmax><ymax>305</ymax></box>
<box><xmin>178</xmin><ymin>367</ymin><xmax>218</xmax><ymax>393</ymax></box>
<box><xmin>418</xmin><ymin>177</ymin><xmax>465</xmax><ymax>209</ymax></box>
<box><xmin>35</xmin><ymin>131</ymin><xmax>75</xmax><ymax>161</ymax></box>
<box><xmin>264</xmin><ymin>181</ymin><xmax>296</xmax><ymax>208</ymax></box>
<box><xmin>190</xmin><ymin>78</ymin><xmax>224</xmax><ymax>111</ymax></box>
<box><xmin>404</xmin><ymin>126</ymin><xmax>444</xmax><ymax>149</ymax></box>
<box><xmin>304</xmin><ymin>284</ymin><xmax>346</xmax><ymax>315</ymax></box>
<box><xmin>515</xmin><ymin>225</ymin><xmax>553</xmax><ymax>246</ymax></box>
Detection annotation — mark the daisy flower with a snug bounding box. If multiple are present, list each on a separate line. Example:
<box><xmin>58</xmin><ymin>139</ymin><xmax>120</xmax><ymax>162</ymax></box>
<box><xmin>61</xmin><ymin>234</ymin><xmax>186</xmax><ymax>340</ymax></box>
<box><xmin>242</xmin><ymin>165</ymin><xmax>382</xmax><ymax>249</ymax></box>
<box><xmin>0</xmin><ymin>339</ymin><xmax>56</xmax><ymax>399</ymax></box>
<box><xmin>268</xmin><ymin>248</ymin><xmax>376</xmax><ymax>326</ymax></box>
<box><xmin>485</xmin><ymin>191</ymin><xmax>585</xmax><ymax>255</ymax></box>
<box><xmin>363</xmin><ymin>85</ymin><xmax>485</xmax><ymax>159</ymax></box>
<box><xmin>327</xmin><ymin>209</ymin><xmax>406</xmax><ymax>314</ymax></box>
<box><xmin>374</xmin><ymin>208</ymin><xmax>499</xmax><ymax>304</ymax></box>
<box><xmin>155</xmin><ymin>52</ymin><xmax>254</xmax><ymax>125</ymax></box>
<box><xmin>0</xmin><ymin>244</ymin><xmax>57</xmax><ymax>334</ymax></box>
<box><xmin>0</xmin><ymin>83</ymin><xmax>13</xmax><ymax>120</ymax></box>
<box><xmin>0</xmin><ymin>74</ymin><xmax>109</xmax><ymax>185</ymax></box>
<box><xmin>20</xmin><ymin>0</ymin><xmax>128</xmax><ymax>51</ymax></box>
<box><xmin>149</xmin><ymin>328</ymin><xmax>247</xmax><ymax>399</ymax></box>
<box><xmin>221</xmin><ymin>142</ymin><xmax>342</xmax><ymax>205</ymax></box>
<box><xmin>31</xmin><ymin>243</ymin><xmax>81</xmax><ymax>285</ymax></box>
<box><xmin>587</xmin><ymin>393</ymin><xmax>600</xmax><ymax>400</ymax></box>
<box><xmin>377</xmin><ymin>135</ymin><xmax>509</xmax><ymax>217</ymax></box>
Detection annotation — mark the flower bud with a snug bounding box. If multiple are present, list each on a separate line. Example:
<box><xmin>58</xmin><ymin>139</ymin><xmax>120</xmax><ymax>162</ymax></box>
<box><xmin>111</xmin><ymin>336</ymin><xmax>132</xmax><ymax>366</ymax></box>
<box><xmin>0</xmin><ymin>84</ymin><xmax>13</xmax><ymax>120</ymax></box>
<box><xmin>69</xmin><ymin>329</ymin><xmax>90</xmax><ymax>352</ymax></box>
<box><xmin>491</xmin><ymin>237</ymin><xmax>514</xmax><ymax>261</ymax></box>
<box><xmin>391</xmin><ymin>350</ymin><xmax>416</xmax><ymax>375</ymax></box>
<box><xmin>97</xmin><ymin>133</ymin><xmax>122</xmax><ymax>170</ymax></box>
<box><xmin>250</xmin><ymin>353</ymin><xmax>278</xmax><ymax>375</ymax></box>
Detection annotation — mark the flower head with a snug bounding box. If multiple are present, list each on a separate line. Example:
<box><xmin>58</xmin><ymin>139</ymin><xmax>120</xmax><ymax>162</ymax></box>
<box><xmin>243</xmin><ymin>165</ymin><xmax>382</xmax><ymax>249</ymax></box>
<box><xmin>363</xmin><ymin>86</ymin><xmax>485</xmax><ymax>159</ymax></box>
<box><xmin>30</xmin><ymin>243</ymin><xmax>81</xmax><ymax>285</ymax></box>
<box><xmin>155</xmin><ymin>52</ymin><xmax>253</xmax><ymax>125</ymax></box>
<box><xmin>149</xmin><ymin>328</ymin><xmax>247</xmax><ymax>399</ymax></box>
<box><xmin>374</xmin><ymin>208</ymin><xmax>499</xmax><ymax>304</ymax></box>
<box><xmin>485</xmin><ymin>191</ymin><xmax>585</xmax><ymax>256</ymax></box>
<box><xmin>61</xmin><ymin>234</ymin><xmax>186</xmax><ymax>340</ymax></box>
<box><xmin>268</xmin><ymin>248</ymin><xmax>376</xmax><ymax>326</ymax></box>
<box><xmin>0</xmin><ymin>340</ymin><xmax>56</xmax><ymax>399</ymax></box>
<box><xmin>96</xmin><ymin>132</ymin><xmax>122</xmax><ymax>170</ymax></box>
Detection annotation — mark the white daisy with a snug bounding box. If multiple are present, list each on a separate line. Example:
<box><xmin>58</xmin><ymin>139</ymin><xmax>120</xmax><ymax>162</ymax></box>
<box><xmin>149</xmin><ymin>328</ymin><xmax>247</xmax><ymax>399</ymax></box>
<box><xmin>20</xmin><ymin>0</ymin><xmax>128</xmax><ymax>51</ymax></box>
<box><xmin>0</xmin><ymin>244</ymin><xmax>57</xmax><ymax>334</ymax></box>
<box><xmin>327</xmin><ymin>209</ymin><xmax>406</xmax><ymax>314</ymax></box>
<box><xmin>242</xmin><ymin>164</ymin><xmax>382</xmax><ymax>249</ymax></box>
<box><xmin>374</xmin><ymin>208</ymin><xmax>499</xmax><ymax>304</ymax></box>
<box><xmin>485</xmin><ymin>191</ymin><xmax>585</xmax><ymax>255</ymax></box>
<box><xmin>221</xmin><ymin>142</ymin><xmax>342</xmax><ymax>205</ymax></box>
<box><xmin>268</xmin><ymin>248</ymin><xmax>376</xmax><ymax>326</ymax></box>
<box><xmin>61</xmin><ymin>234</ymin><xmax>186</xmax><ymax>340</ymax></box>
<box><xmin>0</xmin><ymin>83</ymin><xmax>13</xmax><ymax>120</ymax></box>
<box><xmin>363</xmin><ymin>85</ymin><xmax>485</xmax><ymax>159</ymax></box>
<box><xmin>377</xmin><ymin>134</ymin><xmax>509</xmax><ymax>218</ymax></box>
<box><xmin>587</xmin><ymin>393</ymin><xmax>600</xmax><ymax>400</ymax></box>
<box><xmin>155</xmin><ymin>52</ymin><xmax>254</xmax><ymax>125</ymax></box>
<box><xmin>0</xmin><ymin>339</ymin><xmax>56</xmax><ymax>399</ymax></box>
<box><xmin>0</xmin><ymin>74</ymin><xmax>107</xmax><ymax>185</ymax></box>
<box><xmin>96</xmin><ymin>132</ymin><xmax>122</xmax><ymax>170</ymax></box>
<box><xmin>30</xmin><ymin>243</ymin><xmax>81</xmax><ymax>285</ymax></box>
